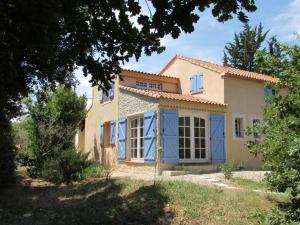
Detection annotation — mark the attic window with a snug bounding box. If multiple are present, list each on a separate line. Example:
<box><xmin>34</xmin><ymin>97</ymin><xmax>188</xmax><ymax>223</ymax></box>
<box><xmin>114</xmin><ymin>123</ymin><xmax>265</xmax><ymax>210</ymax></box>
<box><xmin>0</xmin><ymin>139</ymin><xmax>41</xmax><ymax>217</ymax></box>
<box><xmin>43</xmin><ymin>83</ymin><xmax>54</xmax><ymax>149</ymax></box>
<box><xmin>136</xmin><ymin>81</ymin><xmax>162</xmax><ymax>90</ymax></box>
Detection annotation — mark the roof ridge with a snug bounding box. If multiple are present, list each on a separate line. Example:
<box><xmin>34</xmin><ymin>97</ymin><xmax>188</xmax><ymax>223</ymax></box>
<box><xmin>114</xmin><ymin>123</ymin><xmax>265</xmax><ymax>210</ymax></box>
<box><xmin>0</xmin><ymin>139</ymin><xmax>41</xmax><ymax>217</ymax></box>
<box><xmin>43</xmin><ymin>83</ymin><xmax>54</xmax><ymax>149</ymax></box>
<box><xmin>173</xmin><ymin>55</ymin><xmax>279</xmax><ymax>83</ymax></box>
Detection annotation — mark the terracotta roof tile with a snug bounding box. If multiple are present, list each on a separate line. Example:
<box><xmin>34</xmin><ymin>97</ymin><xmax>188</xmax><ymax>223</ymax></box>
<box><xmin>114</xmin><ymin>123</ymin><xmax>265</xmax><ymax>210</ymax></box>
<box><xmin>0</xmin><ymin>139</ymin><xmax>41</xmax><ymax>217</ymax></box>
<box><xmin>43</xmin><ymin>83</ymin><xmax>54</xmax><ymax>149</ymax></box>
<box><xmin>161</xmin><ymin>55</ymin><xmax>279</xmax><ymax>83</ymax></box>
<box><xmin>119</xmin><ymin>85</ymin><xmax>226</xmax><ymax>106</ymax></box>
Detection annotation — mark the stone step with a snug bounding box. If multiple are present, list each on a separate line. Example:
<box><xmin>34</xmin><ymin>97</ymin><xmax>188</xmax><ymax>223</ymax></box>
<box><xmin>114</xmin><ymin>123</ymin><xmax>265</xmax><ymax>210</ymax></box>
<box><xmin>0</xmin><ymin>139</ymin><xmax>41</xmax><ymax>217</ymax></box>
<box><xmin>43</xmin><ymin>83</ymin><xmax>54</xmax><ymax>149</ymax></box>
<box><xmin>161</xmin><ymin>170</ymin><xmax>188</xmax><ymax>176</ymax></box>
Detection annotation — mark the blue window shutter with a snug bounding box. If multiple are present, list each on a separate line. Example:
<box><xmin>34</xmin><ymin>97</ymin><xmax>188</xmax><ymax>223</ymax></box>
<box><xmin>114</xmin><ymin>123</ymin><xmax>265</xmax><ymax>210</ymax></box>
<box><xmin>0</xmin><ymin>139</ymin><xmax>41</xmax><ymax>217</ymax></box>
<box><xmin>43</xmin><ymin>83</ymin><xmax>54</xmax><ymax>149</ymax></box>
<box><xmin>195</xmin><ymin>74</ymin><xmax>200</xmax><ymax>91</ymax></box>
<box><xmin>160</xmin><ymin>109</ymin><xmax>179</xmax><ymax>163</ymax></box>
<box><xmin>99</xmin><ymin>89</ymin><xmax>104</xmax><ymax>103</ymax></box>
<box><xmin>210</xmin><ymin>114</ymin><xmax>225</xmax><ymax>162</ymax></box>
<box><xmin>144</xmin><ymin>111</ymin><xmax>156</xmax><ymax>161</ymax></box>
<box><xmin>118</xmin><ymin>118</ymin><xmax>127</xmax><ymax>160</ymax></box>
<box><xmin>198</xmin><ymin>74</ymin><xmax>203</xmax><ymax>90</ymax></box>
<box><xmin>190</xmin><ymin>75</ymin><xmax>195</xmax><ymax>93</ymax></box>
<box><xmin>264</xmin><ymin>87</ymin><xmax>272</xmax><ymax>97</ymax></box>
<box><xmin>109</xmin><ymin>82</ymin><xmax>114</xmax><ymax>100</ymax></box>
<box><xmin>100</xmin><ymin>123</ymin><xmax>104</xmax><ymax>145</ymax></box>
<box><xmin>110</xmin><ymin>121</ymin><xmax>116</xmax><ymax>145</ymax></box>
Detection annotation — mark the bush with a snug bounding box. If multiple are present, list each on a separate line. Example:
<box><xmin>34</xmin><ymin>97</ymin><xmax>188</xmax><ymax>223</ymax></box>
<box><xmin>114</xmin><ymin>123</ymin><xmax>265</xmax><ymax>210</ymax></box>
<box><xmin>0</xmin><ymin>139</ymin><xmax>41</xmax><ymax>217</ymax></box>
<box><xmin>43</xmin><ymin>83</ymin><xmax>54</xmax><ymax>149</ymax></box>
<box><xmin>41</xmin><ymin>148</ymin><xmax>88</xmax><ymax>184</ymax></box>
<box><xmin>220</xmin><ymin>162</ymin><xmax>236</xmax><ymax>180</ymax></box>
<box><xmin>82</xmin><ymin>162</ymin><xmax>105</xmax><ymax>179</ymax></box>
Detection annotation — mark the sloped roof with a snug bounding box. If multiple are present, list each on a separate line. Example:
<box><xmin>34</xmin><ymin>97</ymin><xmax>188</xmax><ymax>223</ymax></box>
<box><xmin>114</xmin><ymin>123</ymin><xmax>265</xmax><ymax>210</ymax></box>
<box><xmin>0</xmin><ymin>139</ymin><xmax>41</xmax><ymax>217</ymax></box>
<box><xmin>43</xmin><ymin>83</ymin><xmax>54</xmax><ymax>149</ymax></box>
<box><xmin>122</xmin><ymin>68</ymin><xmax>179</xmax><ymax>80</ymax></box>
<box><xmin>160</xmin><ymin>55</ymin><xmax>279</xmax><ymax>83</ymax></box>
<box><xmin>119</xmin><ymin>85</ymin><xmax>226</xmax><ymax>106</ymax></box>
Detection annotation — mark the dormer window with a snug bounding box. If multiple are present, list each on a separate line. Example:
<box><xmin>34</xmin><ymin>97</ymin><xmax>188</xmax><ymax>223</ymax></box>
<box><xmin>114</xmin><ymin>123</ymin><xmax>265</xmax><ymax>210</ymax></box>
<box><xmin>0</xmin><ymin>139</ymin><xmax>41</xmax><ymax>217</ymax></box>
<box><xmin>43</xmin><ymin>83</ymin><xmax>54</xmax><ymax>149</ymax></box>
<box><xmin>190</xmin><ymin>74</ymin><xmax>204</xmax><ymax>94</ymax></box>
<box><xmin>136</xmin><ymin>80</ymin><xmax>162</xmax><ymax>90</ymax></box>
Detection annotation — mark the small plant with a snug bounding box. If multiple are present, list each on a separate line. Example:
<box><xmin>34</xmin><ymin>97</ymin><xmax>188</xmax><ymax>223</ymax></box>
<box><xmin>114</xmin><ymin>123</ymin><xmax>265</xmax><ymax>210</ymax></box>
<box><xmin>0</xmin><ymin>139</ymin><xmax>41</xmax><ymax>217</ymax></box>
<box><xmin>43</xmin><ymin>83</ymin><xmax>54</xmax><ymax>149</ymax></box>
<box><xmin>220</xmin><ymin>162</ymin><xmax>236</xmax><ymax>180</ymax></box>
<box><xmin>82</xmin><ymin>162</ymin><xmax>105</xmax><ymax>179</ymax></box>
<box><xmin>103</xmin><ymin>166</ymin><xmax>115</xmax><ymax>181</ymax></box>
<box><xmin>41</xmin><ymin>148</ymin><xmax>88</xmax><ymax>184</ymax></box>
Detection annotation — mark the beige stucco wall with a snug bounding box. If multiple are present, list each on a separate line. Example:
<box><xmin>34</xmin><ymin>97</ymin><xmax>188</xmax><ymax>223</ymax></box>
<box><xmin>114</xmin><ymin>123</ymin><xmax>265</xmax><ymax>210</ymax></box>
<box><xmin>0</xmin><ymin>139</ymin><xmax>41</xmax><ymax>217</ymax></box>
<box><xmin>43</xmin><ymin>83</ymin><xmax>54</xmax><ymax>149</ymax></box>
<box><xmin>224</xmin><ymin>77</ymin><xmax>266</xmax><ymax>168</ymax></box>
<box><xmin>77</xmin><ymin>127</ymin><xmax>85</xmax><ymax>152</ymax></box>
<box><xmin>84</xmin><ymin>78</ymin><xmax>119</xmax><ymax>168</ymax></box>
<box><xmin>161</xmin><ymin>58</ymin><xmax>225</xmax><ymax>104</ymax></box>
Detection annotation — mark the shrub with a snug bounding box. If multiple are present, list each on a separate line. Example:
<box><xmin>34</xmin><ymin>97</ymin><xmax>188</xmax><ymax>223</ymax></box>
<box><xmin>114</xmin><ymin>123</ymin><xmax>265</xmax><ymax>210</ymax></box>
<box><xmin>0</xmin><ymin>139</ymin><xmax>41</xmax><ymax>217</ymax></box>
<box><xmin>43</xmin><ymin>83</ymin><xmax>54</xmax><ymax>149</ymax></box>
<box><xmin>220</xmin><ymin>162</ymin><xmax>236</xmax><ymax>180</ymax></box>
<box><xmin>41</xmin><ymin>148</ymin><xmax>88</xmax><ymax>184</ymax></box>
<box><xmin>82</xmin><ymin>162</ymin><xmax>105</xmax><ymax>179</ymax></box>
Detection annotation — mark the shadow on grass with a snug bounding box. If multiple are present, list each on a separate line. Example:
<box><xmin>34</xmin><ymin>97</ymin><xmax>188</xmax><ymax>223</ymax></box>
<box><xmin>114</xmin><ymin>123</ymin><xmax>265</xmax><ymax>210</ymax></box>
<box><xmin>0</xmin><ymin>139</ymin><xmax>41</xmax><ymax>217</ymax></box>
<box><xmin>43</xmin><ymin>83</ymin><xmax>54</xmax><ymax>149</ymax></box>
<box><xmin>0</xmin><ymin>174</ymin><xmax>173</xmax><ymax>225</ymax></box>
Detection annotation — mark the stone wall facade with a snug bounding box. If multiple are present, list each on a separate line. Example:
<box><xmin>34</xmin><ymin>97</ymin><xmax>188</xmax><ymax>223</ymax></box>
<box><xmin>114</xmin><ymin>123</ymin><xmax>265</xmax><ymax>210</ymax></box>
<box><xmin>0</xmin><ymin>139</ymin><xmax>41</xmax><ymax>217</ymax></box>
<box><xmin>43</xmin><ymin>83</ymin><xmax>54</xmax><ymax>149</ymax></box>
<box><xmin>118</xmin><ymin>89</ymin><xmax>159</xmax><ymax>117</ymax></box>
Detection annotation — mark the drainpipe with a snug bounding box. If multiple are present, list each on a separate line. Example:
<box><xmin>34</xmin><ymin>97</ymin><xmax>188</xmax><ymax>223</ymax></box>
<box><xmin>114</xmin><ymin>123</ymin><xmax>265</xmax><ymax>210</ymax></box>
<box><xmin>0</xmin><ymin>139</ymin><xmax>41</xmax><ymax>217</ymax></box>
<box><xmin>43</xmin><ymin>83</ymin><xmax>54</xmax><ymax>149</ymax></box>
<box><xmin>155</xmin><ymin>108</ymin><xmax>161</xmax><ymax>177</ymax></box>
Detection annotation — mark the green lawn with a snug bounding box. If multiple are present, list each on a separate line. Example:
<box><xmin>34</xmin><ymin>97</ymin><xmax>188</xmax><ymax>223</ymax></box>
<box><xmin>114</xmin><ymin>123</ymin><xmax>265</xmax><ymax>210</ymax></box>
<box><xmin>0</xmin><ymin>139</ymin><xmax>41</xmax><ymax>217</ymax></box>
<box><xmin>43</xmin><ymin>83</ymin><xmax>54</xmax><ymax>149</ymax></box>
<box><xmin>0</xmin><ymin>172</ymin><xmax>288</xmax><ymax>225</ymax></box>
<box><xmin>229</xmin><ymin>178</ymin><xmax>268</xmax><ymax>191</ymax></box>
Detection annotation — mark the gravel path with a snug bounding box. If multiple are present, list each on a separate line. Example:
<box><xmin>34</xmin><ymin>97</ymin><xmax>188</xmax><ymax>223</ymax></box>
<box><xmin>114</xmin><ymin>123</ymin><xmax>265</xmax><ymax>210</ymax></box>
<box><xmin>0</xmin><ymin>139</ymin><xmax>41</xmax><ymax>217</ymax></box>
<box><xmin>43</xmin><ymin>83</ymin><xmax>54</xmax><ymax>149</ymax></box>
<box><xmin>112</xmin><ymin>169</ymin><xmax>268</xmax><ymax>190</ymax></box>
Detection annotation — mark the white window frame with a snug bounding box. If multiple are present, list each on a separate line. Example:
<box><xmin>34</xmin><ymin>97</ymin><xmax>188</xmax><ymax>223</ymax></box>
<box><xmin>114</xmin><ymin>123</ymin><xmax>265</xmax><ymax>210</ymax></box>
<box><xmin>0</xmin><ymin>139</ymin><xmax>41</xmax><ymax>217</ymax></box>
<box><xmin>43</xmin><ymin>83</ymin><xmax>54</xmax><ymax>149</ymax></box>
<box><xmin>178</xmin><ymin>111</ymin><xmax>209</xmax><ymax>163</ymax></box>
<box><xmin>129</xmin><ymin>116</ymin><xmax>144</xmax><ymax>161</ymax></box>
<box><xmin>136</xmin><ymin>81</ymin><xmax>147</xmax><ymax>88</ymax></box>
<box><xmin>250</xmin><ymin>115</ymin><xmax>263</xmax><ymax>140</ymax></box>
<box><xmin>233</xmin><ymin>113</ymin><xmax>246</xmax><ymax>140</ymax></box>
<box><xmin>136</xmin><ymin>80</ymin><xmax>162</xmax><ymax>91</ymax></box>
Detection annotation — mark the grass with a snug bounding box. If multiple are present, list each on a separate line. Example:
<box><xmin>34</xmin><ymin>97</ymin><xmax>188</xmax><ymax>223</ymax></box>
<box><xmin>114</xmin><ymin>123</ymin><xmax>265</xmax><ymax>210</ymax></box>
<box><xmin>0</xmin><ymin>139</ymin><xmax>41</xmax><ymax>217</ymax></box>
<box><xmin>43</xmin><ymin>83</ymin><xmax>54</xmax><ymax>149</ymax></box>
<box><xmin>0</xmin><ymin>169</ymin><xmax>288</xmax><ymax>225</ymax></box>
<box><xmin>229</xmin><ymin>178</ymin><xmax>268</xmax><ymax>191</ymax></box>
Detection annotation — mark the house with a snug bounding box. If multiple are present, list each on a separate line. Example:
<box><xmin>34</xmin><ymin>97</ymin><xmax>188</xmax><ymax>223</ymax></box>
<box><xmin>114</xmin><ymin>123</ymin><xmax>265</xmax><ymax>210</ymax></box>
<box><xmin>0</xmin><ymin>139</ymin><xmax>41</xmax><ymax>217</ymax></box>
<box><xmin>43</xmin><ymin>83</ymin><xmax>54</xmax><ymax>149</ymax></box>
<box><xmin>76</xmin><ymin>55</ymin><xmax>279</xmax><ymax>173</ymax></box>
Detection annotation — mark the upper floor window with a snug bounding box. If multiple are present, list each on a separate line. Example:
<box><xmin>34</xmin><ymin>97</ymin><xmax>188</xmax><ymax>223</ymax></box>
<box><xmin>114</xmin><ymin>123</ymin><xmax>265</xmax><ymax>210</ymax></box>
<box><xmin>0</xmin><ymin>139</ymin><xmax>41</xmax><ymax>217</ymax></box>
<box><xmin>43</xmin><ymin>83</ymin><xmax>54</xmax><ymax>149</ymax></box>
<box><xmin>190</xmin><ymin>74</ymin><xmax>204</xmax><ymax>94</ymax></box>
<box><xmin>233</xmin><ymin>113</ymin><xmax>246</xmax><ymax>139</ymax></box>
<box><xmin>136</xmin><ymin>81</ymin><xmax>147</xmax><ymax>88</ymax></box>
<box><xmin>136</xmin><ymin>80</ymin><xmax>162</xmax><ymax>90</ymax></box>
<box><xmin>99</xmin><ymin>82</ymin><xmax>114</xmax><ymax>104</ymax></box>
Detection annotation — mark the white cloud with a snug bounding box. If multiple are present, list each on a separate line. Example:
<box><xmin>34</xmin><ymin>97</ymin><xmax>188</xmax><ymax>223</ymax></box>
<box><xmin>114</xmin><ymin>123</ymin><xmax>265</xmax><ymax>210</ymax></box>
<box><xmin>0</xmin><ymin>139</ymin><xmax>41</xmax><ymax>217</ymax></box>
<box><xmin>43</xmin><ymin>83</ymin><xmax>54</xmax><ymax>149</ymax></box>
<box><xmin>272</xmin><ymin>0</ymin><xmax>300</xmax><ymax>40</ymax></box>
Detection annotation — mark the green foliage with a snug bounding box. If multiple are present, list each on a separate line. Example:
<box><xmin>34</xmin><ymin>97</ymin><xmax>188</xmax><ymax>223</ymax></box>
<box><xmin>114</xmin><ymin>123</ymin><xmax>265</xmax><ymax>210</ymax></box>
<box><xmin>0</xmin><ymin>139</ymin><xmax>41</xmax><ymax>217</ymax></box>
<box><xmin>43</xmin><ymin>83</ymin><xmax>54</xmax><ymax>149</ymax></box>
<box><xmin>12</xmin><ymin>118</ymin><xmax>35</xmax><ymax>166</ymax></box>
<box><xmin>223</xmin><ymin>23</ymin><xmax>268</xmax><ymax>71</ymax></box>
<box><xmin>26</xmin><ymin>85</ymin><xmax>86</xmax><ymax>181</ymax></box>
<box><xmin>247</xmin><ymin>44</ymin><xmax>300</xmax><ymax>223</ymax></box>
<box><xmin>220</xmin><ymin>162</ymin><xmax>236</xmax><ymax>180</ymax></box>
<box><xmin>26</xmin><ymin>85</ymin><xmax>86</xmax><ymax>176</ymax></box>
<box><xmin>41</xmin><ymin>148</ymin><xmax>89</xmax><ymax>184</ymax></box>
<box><xmin>82</xmin><ymin>162</ymin><xmax>105</xmax><ymax>179</ymax></box>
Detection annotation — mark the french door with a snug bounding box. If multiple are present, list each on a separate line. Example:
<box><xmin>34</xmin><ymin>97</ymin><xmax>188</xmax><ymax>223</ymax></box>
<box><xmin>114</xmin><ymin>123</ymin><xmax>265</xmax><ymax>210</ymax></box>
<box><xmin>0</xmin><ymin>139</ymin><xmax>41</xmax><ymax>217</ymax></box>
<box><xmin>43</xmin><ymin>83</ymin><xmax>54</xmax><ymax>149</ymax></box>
<box><xmin>130</xmin><ymin>117</ymin><xmax>144</xmax><ymax>160</ymax></box>
<box><xmin>179</xmin><ymin>116</ymin><xmax>207</xmax><ymax>162</ymax></box>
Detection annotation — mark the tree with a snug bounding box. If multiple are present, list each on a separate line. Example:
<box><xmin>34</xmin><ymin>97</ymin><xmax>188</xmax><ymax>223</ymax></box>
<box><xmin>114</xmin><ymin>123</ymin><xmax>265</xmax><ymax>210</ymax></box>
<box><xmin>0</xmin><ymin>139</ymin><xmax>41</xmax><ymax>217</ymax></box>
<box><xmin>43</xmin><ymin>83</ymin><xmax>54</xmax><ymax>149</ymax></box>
<box><xmin>247</xmin><ymin>44</ymin><xmax>300</xmax><ymax>223</ymax></box>
<box><xmin>255</xmin><ymin>36</ymin><xmax>284</xmax><ymax>76</ymax></box>
<box><xmin>0</xmin><ymin>0</ymin><xmax>258</xmax><ymax>186</ymax></box>
<box><xmin>26</xmin><ymin>85</ymin><xmax>86</xmax><ymax>176</ymax></box>
<box><xmin>223</xmin><ymin>23</ymin><xmax>268</xmax><ymax>71</ymax></box>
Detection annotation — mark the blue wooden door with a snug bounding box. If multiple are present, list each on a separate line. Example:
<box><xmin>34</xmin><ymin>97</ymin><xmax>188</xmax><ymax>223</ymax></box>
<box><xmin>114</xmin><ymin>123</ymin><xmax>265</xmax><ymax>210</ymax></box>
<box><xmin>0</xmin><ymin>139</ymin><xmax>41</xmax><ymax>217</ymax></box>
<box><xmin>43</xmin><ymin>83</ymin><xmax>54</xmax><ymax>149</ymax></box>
<box><xmin>144</xmin><ymin>111</ymin><xmax>156</xmax><ymax>161</ymax></box>
<box><xmin>160</xmin><ymin>109</ymin><xmax>179</xmax><ymax>163</ymax></box>
<box><xmin>210</xmin><ymin>114</ymin><xmax>225</xmax><ymax>162</ymax></box>
<box><xmin>118</xmin><ymin>118</ymin><xmax>127</xmax><ymax>160</ymax></box>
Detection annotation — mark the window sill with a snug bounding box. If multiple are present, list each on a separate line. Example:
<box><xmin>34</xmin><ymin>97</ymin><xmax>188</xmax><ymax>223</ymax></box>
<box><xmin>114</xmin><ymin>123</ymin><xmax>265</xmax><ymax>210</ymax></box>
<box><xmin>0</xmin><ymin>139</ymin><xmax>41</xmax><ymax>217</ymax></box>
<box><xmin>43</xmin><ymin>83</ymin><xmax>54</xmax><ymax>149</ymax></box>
<box><xmin>233</xmin><ymin>137</ymin><xmax>246</xmax><ymax>141</ymax></box>
<box><xmin>190</xmin><ymin>89</ymin><xmax>204</xmax><ymax>95</ymax></box>
<box><xmin>100</xmin><ymin>99</ymin><xmax>113</xmax><ymax>105</ymax></box>
<box><xmin>179</xmin><ymin>159</ymin><xmax>210</xmax><ymax>163</ymax></box>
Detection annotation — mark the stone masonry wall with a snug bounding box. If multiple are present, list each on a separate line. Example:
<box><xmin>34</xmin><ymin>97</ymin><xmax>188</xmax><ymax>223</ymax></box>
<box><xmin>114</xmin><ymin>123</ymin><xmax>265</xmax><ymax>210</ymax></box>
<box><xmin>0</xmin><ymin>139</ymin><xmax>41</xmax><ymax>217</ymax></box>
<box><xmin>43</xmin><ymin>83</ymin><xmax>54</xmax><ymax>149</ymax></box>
<box><xmin>118</xmin><ymin>89</ymin><xmax>159</xmax><ymax>117</ymax></box>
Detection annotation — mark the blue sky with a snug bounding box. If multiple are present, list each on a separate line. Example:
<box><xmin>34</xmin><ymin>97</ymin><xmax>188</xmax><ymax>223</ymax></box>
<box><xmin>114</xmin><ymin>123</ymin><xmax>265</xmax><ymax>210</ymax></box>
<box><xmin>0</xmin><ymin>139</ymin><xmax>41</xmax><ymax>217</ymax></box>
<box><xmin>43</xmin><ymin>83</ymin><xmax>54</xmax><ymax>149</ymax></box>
<box><xmin>76</xmin><ymin>0</ymin><xmax>300</xmax><ymax>107</ymax></box>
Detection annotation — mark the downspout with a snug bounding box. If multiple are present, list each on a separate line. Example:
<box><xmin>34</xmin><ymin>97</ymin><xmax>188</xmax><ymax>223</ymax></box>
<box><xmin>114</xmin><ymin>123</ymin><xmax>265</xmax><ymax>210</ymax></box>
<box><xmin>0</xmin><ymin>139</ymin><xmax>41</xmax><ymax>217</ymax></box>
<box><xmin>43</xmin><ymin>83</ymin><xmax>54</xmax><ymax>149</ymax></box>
<box><xmin>154</xmin><ymin>107</ymin><xmax>160</xmax><ymax>183</ymax></box>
